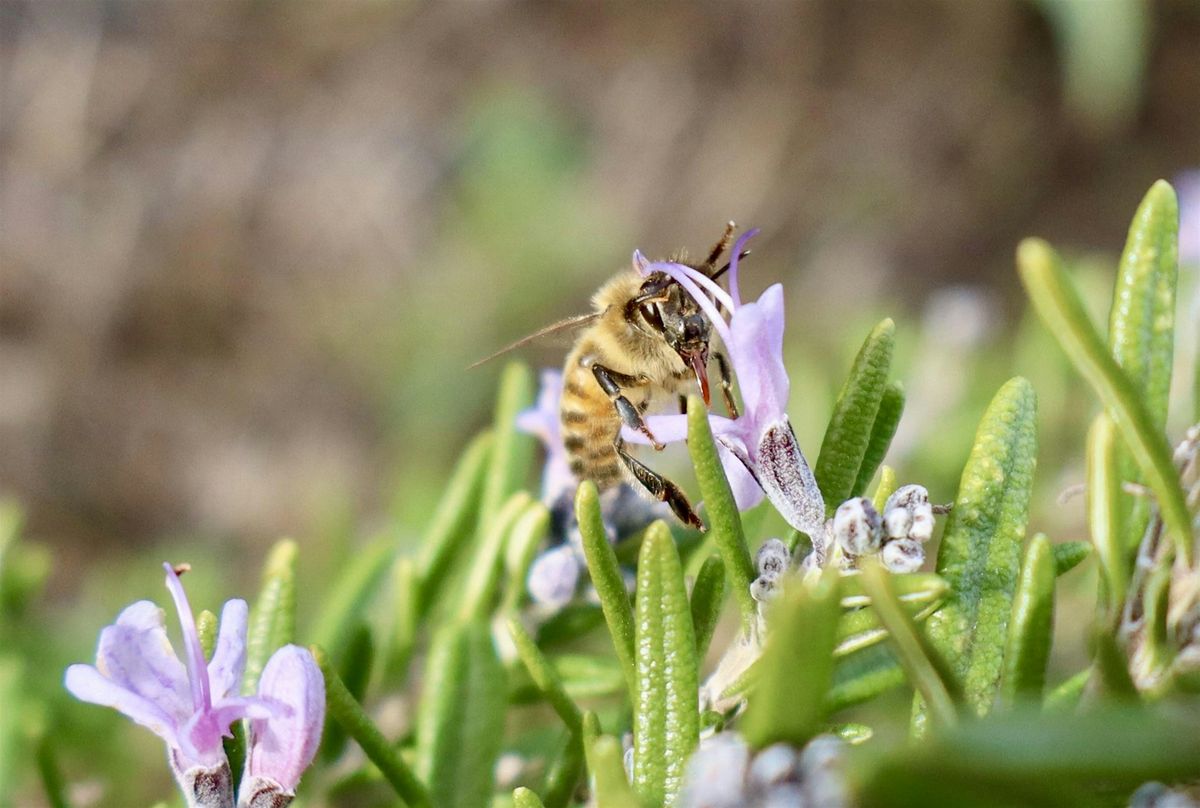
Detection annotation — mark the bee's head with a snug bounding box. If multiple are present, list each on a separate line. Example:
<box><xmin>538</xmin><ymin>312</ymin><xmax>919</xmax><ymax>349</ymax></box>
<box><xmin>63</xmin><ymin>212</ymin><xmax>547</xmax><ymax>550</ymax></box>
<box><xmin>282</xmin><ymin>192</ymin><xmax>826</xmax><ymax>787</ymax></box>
<box><xmin>634</xmin><ymin>273</ymin><xmax>712</xmax><ymax>404</ymax></box>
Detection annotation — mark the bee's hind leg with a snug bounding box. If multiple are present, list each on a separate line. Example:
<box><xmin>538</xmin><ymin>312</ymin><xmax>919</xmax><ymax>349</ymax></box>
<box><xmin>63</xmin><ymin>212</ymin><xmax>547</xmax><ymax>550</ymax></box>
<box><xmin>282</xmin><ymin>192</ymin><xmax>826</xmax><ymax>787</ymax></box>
<box><xmin>616</xmin><ymin>442</ymin><xmax>706</xmax><ymax>532</ymax></box>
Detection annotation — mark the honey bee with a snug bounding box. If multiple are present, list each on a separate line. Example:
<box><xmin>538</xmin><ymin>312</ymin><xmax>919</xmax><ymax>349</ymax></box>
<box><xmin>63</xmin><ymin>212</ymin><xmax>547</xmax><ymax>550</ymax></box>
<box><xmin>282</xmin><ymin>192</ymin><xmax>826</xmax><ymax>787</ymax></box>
<box><xmin>478</xmin><ymin>223</ymin><xmax>747</xmax><ymax>530</ymax></box>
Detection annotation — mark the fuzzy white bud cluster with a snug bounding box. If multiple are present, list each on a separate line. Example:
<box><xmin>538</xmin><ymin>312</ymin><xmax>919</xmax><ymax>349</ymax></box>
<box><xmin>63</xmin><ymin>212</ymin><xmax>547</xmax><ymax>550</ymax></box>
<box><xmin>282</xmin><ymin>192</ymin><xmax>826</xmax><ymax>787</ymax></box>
<box><xmin>828</xmin><ymin>485</ymin><xmax>936</xmax><ymax>573</ymax></box>
<box><xmin>678</xmin><ymin>733</ymin><xmax>850</xmax><ymax>808</ymax></box>
<box><xmin>750</xmin><ymin>539</ymin><xmax>791</xmax><ymax>603</ymax></box>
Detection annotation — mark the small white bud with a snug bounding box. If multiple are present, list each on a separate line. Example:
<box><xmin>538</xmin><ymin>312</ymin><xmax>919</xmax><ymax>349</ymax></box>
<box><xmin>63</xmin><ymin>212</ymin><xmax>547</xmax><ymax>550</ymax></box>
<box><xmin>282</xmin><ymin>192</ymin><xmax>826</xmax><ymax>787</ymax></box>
<box><xmin>909</xmin><ymin>502</ymin><xmax>935</xmax><ymax>542</ymax></box>
<box><xmin>883</xmin><ymin>507</ymin><xmax>912</xmax><ymax>540</ymax></box>
<box><xmin>755</xmin><ymin>539</ymin><xmax>791</xmax><ymax>579</ymax></box>
<box><xmin>747</xmin><ymin>743</ymin><xmax>799</xmax><ymax>789</ymax></box>
<box><xmin>678</xmin><ymin>733</ymin><xmax>750</xmax><ymax>808</ymax></box>
<box><xmin>884</xmin><ymin>484</ymin><xmax>930</xmax><ymax>514</ymax></box>
<box><xmin>832</xmin><ymin>498</ymin><xmax>882</xmax><ymax>556</ymax></box>
<box><xmin>881</xmin><ymin>538</ymin><xmax>924</xmax><ymax>573</ymax></box>
<box><xmin>750</xmin><ymin>576</ymin><xmax>779</xmax><ymax>603</ymax></box>
<box><xmin>763</xmin><ymin>784</ymin><xmax>809</xmax><ymax>808</ymax></box>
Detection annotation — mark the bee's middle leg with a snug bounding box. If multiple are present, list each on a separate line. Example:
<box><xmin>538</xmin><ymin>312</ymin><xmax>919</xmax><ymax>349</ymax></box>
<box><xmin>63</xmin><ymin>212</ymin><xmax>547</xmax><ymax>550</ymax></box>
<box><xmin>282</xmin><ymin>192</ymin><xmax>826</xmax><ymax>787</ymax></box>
<box><xmin>616</xmin><ymin>442</ymin><xmax>705</xmax><ymax>532</ymax></box>
<box><xmin>713</xmin><ymin>350</ymin><xmax>739</xmax><ymax>419</ymax></box>
<box><xmin>591</xmin><ymin>363</ymin><xmax>664</xmax><ymax>451</ymax></box>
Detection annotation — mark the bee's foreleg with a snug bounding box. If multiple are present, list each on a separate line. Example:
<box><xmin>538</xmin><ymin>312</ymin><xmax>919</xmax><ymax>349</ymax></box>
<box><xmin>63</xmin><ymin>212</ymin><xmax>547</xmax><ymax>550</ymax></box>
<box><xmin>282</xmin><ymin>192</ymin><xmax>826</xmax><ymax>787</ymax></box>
<box><xmin>616</xmin><ymin>443</ymin><xmax>705</xmax><ymax>532</ymax></box>
<box><xmin>590</xmin><ymin>363</ymin><xmax>664</xmax><ymax>451</ymax></box>
<box><xmin>713</xmin><ymin>350</ymin><xmax>739</xmax><ymax>419</ymax></box>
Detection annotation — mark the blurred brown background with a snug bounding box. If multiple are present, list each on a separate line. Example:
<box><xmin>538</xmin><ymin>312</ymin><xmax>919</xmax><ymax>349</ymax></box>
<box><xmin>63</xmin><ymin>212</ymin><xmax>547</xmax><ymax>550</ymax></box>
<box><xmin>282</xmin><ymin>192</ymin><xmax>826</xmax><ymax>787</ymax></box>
<box><xmin>2</xmin><ymin>0</ymin><xmax>1198</xmax><ymax>577</ymax></box>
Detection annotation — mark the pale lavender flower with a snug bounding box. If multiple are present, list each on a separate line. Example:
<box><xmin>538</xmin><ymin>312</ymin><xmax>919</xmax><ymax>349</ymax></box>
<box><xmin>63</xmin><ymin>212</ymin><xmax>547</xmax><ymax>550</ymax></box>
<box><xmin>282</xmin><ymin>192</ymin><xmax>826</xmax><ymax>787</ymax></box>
<box><xmin>526</xmin><ymin>544</ymin><xmax>582</xmax><ymax>608</ymax></box>
<box><xmin>625</xmin><ymin>230</ymin><xmax>825</xmax><ymax>535</ymax></box>
<box><xmin>240</xmin><ymin>645</ymin><xmax>325</xmax><ymax>807</ymax></box>
<box><xmin>517</xmin><ymin>369</ymin><xmax>575</xmax><ymax>506</ymax></box>
<box><xmin>1178</xmin><ymin>170</ymin><xmax>1200</xmax><ymax>267</ymax></box>
<box><xmin>65</xmin><ymin>563</ymin><xmax>270</xmax><ymax>808</ymax></box>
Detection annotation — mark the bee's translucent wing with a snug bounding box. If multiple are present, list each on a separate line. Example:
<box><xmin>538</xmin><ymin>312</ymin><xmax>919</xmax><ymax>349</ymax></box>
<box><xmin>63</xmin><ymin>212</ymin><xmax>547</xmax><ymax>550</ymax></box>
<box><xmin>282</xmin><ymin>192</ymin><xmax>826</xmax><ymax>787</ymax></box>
<box><xmin>468</xmin><ymin>311</ymin><xmax>603</xmax><ymax>369</ymax></box>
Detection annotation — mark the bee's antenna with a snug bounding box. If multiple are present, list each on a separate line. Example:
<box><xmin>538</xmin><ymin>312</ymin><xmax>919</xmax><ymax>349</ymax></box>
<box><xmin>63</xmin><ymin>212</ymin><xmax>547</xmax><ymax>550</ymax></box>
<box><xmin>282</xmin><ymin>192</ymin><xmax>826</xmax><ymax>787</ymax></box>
<box><xmin>702</xmin><ymin>221</ymin><xmax>737</xmax><ymax>273</ymax></box>
<box><xmin>709</xmin><ymin>250</ymin><xmax>751</xmax><ymax>282</ymax></box>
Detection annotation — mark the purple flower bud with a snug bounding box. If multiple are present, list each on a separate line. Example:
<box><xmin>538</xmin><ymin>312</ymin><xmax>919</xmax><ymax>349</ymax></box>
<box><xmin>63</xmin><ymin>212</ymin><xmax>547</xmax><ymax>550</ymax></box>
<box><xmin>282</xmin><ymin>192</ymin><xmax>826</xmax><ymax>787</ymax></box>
<box><xmin>240</xmin><ymin>645</ymin><xmax>324</xmax><ymax>806</ymax></box>
<box><xmin>833</xmin><ymin>498</ymin><xmax>882</xmax><ymax>556</ymax></box>
<box><xmin>881</xmin><ymin>538</ymin><xmax>925</xmax><ymax>573</ymax></box>
<box><xmin>527</xmin><ymin>545</ymin><xmax>581</xmax><ymax>608</ymax></box>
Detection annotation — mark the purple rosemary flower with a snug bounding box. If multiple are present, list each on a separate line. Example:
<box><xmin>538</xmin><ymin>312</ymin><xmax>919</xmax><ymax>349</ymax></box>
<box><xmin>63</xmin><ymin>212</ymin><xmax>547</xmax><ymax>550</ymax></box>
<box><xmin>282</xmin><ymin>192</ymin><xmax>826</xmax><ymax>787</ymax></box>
<box><xmin>65</xmin><ymin>563</ymin><xmax>271</xmax><ymax>808</ymax></box>
<box><xmin>624</xmin><ymin>229</ymin><xmax>825</xmax><ymax>535</ymax></box>
<box><xmin>240</xmin><ymin>645</ymin><xmax>325</xmax><ymax>807</ymax></box>
<box><xmin>516</xmin><ymin>369</ymin><xmax>576</xmax><ymax>506</ymax></box>
<box><xmin>1177</xmin><ymin>170</ymin><xmax>1200</xmax><ymax>267</ymax></box>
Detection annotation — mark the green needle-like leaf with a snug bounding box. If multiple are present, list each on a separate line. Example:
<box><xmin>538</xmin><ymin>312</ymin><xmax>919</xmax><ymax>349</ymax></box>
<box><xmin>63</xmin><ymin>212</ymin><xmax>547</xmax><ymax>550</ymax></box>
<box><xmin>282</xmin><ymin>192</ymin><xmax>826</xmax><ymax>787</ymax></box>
<box><xmin>503</xmin><ymin>498</ymin><xmax>551</xmax><ymax>613</ymax></box>
<box><xmin>1053</xmin><ymin>541</ymin><xmax>1092</xmax><ymax>576</ymax></box>
<box><xmin>839</xmin><ymin>572</ymin><xmax>949</xmax><ymax>608</ymax></box>
<box><xmin>244</xmin><ymin>538</ymin><xmax>297</xmax><ymax>691</ymax></box>
<box><xmin>632</xmin><ymin>521</ymin><xmax>698</xmax><ymax>807</ymax></box>
<box><xmin>826</xmin><ymin>644</ymin><xmax>906</xmax><ymax>713</ymax></box>
<box><xmin>816</xmin><ymin>318</ymin><xmax>896</xmax><ymax>514</ymax></box>
<box><xmin>415</xmin><ymin>622</ymin><xmax>507</xmax><ymax>808</ymax></box>
<box><xmin>589</xmin><ymin>733</ymin><xmax>643</xmax><ymax>808</ymax></box>
<box><xmin>1108</xmin><ymin>181</ymin><xmax>1179</xmax><ymax>555</ymax></box>
<box><xmin>853</xmin><ymin>381</ymin><xmax>905</xmax><ymax>498</ymax></box>
<box><xmin>385</xmin><ymin>557</ymin><xmax>419</xmax><ymax>682</ymax></box>
<box><xmin>742</xmin><ymin>566</ymin><xmax>841</xmax><ymax>747</ymax></box>
<box><xmin>514</xmin><ymin>787</ymin><xmax>547</xmax><ymax>808</ymax></box>
<box><xmin>1002</xmin><ymin>534</ymin><xmax>1056</xmax><ymax>703</ymax></box>
<box><xmin>689</xmin><ymin>554</ymin><xmax>726</xmax><ymax>660</ymax></box>
<box><xmin>480</xmin><ymin>362</ymin><xmax>535</xmax><ymax>527</ymax></box>
<box><xmin>1045</xmin><ymin>667</ymin><xmax>1091</xmax><ymax>712</ymax></box>
<box><xmin>835</xmin><ymin>598</ymin><xmax>943</xmax><ymax>658</ymax></box>
<box><xmin>508</xmin><ymin>617</ymin><xmax>583</xmax><ymax>735</ymax></box>
<box><xmin>860</xmin><ymin>560</ymin><xmax>962</xmax><ymax>729</ymax></box>
<box><xmin>542</xmin><ymin>731</ymin><xmax>586</xmax><ymax>808</ymax></box>
<box><xmin>417</xmin><ymin>431</ymin><xmax>493</xmax><ymax>618</ymax></box>
<box><xmin>577</xmin><ymin>481</ymin><xmax>636</xmax><ymax>696</ymax></box>
<box><xmin>457</xmin><ymin>493</ymin><xmax>535</xmax><ymax>622</ymax></box>
<box><xmin>322</xmin><ymin>622</ymin><xmax>376</xmax><ymax>762</ymax></box>
<box><xmin>0</xmin><ymin>658</ymin><xmax>22</xmax><ymax>803</ymax></box>
<box><xmin>686</xmin><ymin>395</ymin><xmax>756</xmax><ymax>622</ymax></box>
<box><xmin>311</xmin><ymin>538</ymin><xmax>395</xmax><ymax>660</ymax></box>
<box><xmin>1086</xmin><ymin>414</ymin><xmax>1127</xmax><ymax>616</ymax></box>
<box><xmin>314</xmin><ymin>645</ymin><xmax>431</xmax><ymax>808</ymax></box>
<box><xmin>1091</xmin><ymin>629</ymin><xmax>1139</xmax><ymax>701</ymax></box>
<box><xmin>872</xmin><ymin>465</ymin><xmax>898</xmax><ymax>513</ymax></box>
<box><xmin>35</xmin><ymin>735</ymin><xmax>70</xmax><ymax>808</ymax></box>
<box><xmin>1019</xmin><ymin>238</ymin><xmax>1192</xmax><ymax>563</ymax></box>
<box><xmin>925</xmin><ymin>377</ymin><xmax>1037</xmax><ymax>718</ymax></box>
<box><xmin>855</xmin><ymin>708</ymin><xmax>1200</xmax><ymax>808</ymax></box>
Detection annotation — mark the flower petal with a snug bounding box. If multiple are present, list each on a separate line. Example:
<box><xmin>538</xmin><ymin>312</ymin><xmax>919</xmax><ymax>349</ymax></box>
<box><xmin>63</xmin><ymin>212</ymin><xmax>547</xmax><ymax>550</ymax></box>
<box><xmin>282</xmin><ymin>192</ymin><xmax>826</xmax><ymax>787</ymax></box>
<box><xmin>716</xmin><ymin>437</ymin><xmax>765</xmax><ymax>511</ymax></box>
<box><xmin>94</xmin><ymin>600</ymin><xmax>192</xmax><ymax>723</ymax></box>
<box><xmin>727</xmin><ymin>284</ymin><xmax>788</xmax><ymax>423</ymax></box>
<box><xmin>527</xmin><ymin>545</ymin><xmax>581</xmax><ymax>608</ymax></box>
<box><xmin>207</xmin><ymin>599</ymin><xmax>249</xmax><ymax>702</ymax></box>
<box><xmin>756</xmin><ymin>417</ymin><xmax>825</xmax><ymax>535</ymax></box>
<box><xmin>247</xmin><ymin>645</ymin><xmax>325</xmax><ymax>792</ymax></box>
<box><xmin>65</xmin><ymin>663</ymin><xmax>182</xmax><ymax>746</ymax></box>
